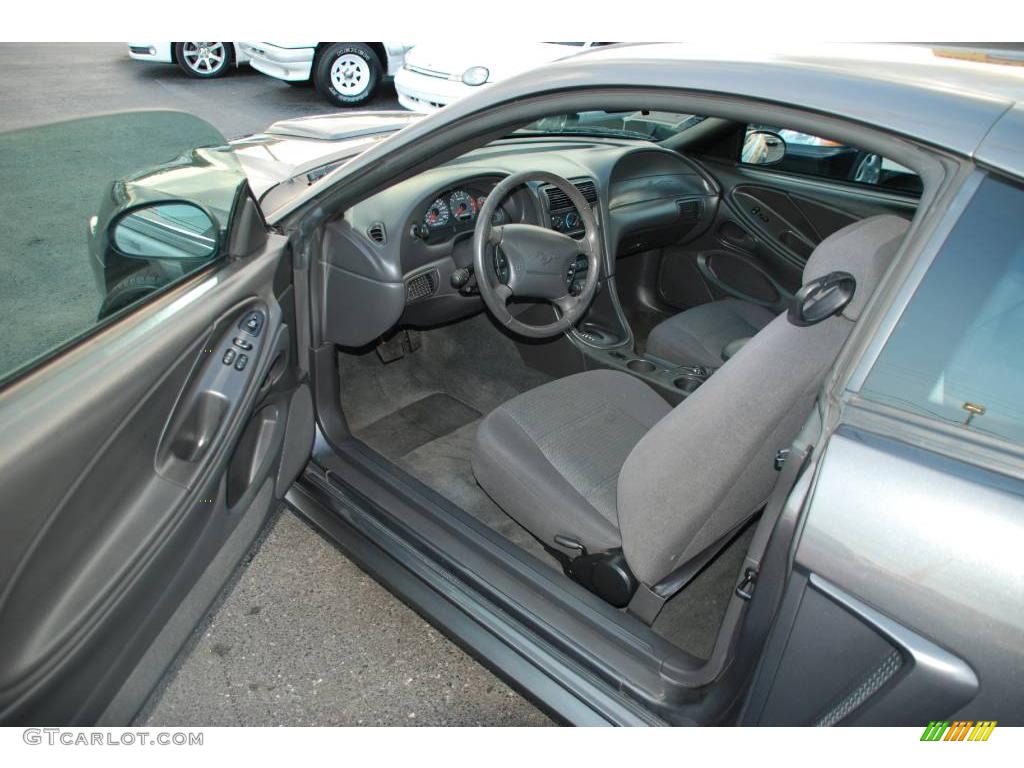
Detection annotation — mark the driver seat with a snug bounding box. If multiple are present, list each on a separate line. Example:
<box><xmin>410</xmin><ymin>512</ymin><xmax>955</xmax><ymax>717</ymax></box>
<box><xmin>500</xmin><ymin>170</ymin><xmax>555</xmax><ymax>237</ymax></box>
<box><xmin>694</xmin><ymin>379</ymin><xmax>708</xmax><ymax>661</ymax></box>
<box><xmin>472</xmin><ymin>215</ymin><xmax>909</xmax><ymax>605</ymax></box>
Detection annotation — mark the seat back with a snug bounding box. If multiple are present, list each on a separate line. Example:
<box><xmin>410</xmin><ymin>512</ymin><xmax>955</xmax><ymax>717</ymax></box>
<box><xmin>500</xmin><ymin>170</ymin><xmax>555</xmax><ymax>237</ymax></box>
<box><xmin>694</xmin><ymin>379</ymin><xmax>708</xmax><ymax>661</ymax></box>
<box><xmin>617</xmin><ymin>215</ymin><xmax>910</xmax><ymax>586</ymax></box>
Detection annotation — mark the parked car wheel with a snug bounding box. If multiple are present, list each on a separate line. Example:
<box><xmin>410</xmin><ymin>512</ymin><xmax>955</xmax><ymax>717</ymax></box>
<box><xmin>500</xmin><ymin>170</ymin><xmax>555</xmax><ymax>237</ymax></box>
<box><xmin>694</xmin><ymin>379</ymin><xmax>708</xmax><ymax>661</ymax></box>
<box><xmin>175</xmin><ymin>42</ymin><xmax>233</xmax><ymax>79</ymax></box>
<box><xmin>314</xmin><ymin>43</ymin><xmax>381</xmax><ymax>106</ymax></box>
<box><xmin>99</xmin><ymin>269</ymin><xmax>170</xmax><ymax>318</ymax></box>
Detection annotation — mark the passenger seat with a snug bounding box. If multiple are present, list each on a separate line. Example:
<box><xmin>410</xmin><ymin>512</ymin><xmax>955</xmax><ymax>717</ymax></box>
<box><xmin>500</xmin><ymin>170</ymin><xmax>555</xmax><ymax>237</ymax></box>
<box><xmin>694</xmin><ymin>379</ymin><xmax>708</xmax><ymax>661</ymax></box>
<box><xmin>645</xmin><ymin>297</ymin><xmax>776</xmax><ymax>368</ymax></box>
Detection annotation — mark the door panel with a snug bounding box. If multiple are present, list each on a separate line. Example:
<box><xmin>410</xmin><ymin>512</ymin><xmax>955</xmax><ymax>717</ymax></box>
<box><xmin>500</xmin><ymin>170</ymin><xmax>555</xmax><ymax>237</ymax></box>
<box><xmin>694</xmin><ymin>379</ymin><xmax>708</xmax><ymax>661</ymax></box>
<box><xmin>656</xmin><ymin>158</ymin><xmax>918</xmax><ymax>314</ymax></box>
<box><xmin>0</xmin><ymin>226</ymin><xmax>311</xmax><ymax>724</ymax></box>
<box><xmin>743</xmin><ymin>426</ymin><xmax>1023</xmax><ymax>725</ymax></box>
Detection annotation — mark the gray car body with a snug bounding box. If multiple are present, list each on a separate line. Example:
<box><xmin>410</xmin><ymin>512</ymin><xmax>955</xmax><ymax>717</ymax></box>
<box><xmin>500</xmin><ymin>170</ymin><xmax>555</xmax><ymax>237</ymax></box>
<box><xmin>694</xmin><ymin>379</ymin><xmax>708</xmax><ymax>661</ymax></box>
<box><xmin>275</xmin><ymin>44</ymin><xmax>1024</xmax><ymax>724</ymax></box>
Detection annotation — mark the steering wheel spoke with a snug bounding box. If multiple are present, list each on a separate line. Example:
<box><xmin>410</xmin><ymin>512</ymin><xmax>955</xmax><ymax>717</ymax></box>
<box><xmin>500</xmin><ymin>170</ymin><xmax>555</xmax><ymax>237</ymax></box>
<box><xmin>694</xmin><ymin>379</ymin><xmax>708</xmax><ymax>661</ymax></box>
<box><xmin>494</xmin><ymin>282</ymin><xmax>513</xmax><ymax>304</ymax></box>
<box><xmin>488</xmin><ymin>224</ymin><xmax>505</xmax><ymax>245</ymax></box>
<box><xmin>552</xmin><ymin>293</ymin><xmax>578</xmax><ymax>318</ymax></box>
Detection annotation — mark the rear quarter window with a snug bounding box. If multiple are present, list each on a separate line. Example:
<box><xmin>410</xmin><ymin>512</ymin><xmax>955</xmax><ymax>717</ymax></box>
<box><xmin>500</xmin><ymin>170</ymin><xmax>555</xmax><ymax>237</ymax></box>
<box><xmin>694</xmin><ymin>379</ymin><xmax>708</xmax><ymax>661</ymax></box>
<box><xmin>860</xmin><ymin>174</ymin><xmax>1024</xmax><ymax>444</ymax></box>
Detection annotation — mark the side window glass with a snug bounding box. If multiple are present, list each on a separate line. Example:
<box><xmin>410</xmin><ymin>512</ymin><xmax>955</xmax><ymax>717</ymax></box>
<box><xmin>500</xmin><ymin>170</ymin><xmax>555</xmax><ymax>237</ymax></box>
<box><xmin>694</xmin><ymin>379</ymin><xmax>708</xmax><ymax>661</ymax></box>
<box><xmin>742</xmin><ymin>124</ymin><xmax>922</xmax><ymax>195</ymax></box>
<box><xmin>860</xmin><ymin>175</ymin><xmax>1024</xmax><ymax>444</ymax></box>
<box><xmin>0</xmin><ymin>112</ymin><xmax>247</xmax><ymax>384</ymax></box>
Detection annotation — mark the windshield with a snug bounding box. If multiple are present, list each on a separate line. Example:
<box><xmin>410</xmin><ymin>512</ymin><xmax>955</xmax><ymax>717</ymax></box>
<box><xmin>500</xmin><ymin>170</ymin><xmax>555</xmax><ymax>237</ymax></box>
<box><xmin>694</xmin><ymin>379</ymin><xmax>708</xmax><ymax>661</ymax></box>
<box><xmin>516</xmin><ymin>110</ymin><xmax>704</xmax><ymax>142</ymax></box>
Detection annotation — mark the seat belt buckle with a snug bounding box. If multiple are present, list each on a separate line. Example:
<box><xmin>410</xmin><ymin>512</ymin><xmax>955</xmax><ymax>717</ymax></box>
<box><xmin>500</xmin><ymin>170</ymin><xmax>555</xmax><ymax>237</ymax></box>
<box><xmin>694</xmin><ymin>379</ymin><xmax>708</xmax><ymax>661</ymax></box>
<box><xmin>736</xmin><ymin>568</ymin><xmax>758</xmax><ymax>601</ymax></box>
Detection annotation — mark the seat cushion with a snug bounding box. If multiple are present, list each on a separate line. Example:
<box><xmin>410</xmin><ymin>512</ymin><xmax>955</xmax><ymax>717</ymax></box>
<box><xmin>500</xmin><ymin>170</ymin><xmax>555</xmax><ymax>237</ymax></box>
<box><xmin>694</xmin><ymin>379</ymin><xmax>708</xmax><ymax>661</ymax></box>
<box><xmin>646</xmin><ymin>298</ymin><xmax>777</xmax><ymax>368</ymax></box>
<box><xmin>472</xmin><ymin>370</ymin><xmax>671</xmax><ymax>556</ymax></box>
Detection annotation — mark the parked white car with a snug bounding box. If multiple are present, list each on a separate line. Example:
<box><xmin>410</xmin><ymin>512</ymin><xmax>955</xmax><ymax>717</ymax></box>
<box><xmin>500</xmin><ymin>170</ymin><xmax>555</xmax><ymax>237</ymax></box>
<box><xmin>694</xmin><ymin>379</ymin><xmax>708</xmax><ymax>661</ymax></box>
<box><xmin>395</xmin><ymin>42</ymin><xmax>609</xmax><ymax>112</ymax></box>
<box><xmin>239</xmin><ymin>42</ymin><xmax>412</xmax><ymax>107</ymax></box>
<box><xmin>127</xmin><ymin>42</ymin><xmax>249</xmax><ymax>79</ymax></box>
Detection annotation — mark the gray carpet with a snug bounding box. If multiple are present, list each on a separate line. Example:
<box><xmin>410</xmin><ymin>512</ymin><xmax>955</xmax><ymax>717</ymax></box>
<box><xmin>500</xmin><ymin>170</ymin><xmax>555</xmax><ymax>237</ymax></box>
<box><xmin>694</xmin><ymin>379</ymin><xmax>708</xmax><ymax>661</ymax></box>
<box><xmin>652</xmin><ymin>526</ymin><xmax>755</xmax><ymax>659</ymax></box>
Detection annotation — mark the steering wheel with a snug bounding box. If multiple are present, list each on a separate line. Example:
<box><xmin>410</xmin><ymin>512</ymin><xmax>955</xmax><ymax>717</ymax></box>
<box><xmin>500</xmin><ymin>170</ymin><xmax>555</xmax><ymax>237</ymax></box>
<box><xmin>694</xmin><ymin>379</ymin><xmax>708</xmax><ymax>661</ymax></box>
<box><xmin>473</xmin><ymin>171</ymin><xmax>602</xmax><ymax>338</ymax></box>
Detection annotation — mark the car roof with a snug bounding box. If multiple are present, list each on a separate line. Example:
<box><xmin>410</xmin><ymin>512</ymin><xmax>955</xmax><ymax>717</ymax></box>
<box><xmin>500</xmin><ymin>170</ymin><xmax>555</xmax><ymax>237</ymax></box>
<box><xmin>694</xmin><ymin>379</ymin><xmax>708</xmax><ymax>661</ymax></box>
<box><xmin>554</xmin><ymin>43</ymin><xmax>1024</xmax><ymax>176</ymax></box>
<box><xmin>273</xmin><ymin>44</ymin><xmax>1024</xmax><ymax>222</ymax></box>
<box><xmin>583</xmin><ymin>43</ymin><xmax>1024</xmax><ymax>104</ymax></box>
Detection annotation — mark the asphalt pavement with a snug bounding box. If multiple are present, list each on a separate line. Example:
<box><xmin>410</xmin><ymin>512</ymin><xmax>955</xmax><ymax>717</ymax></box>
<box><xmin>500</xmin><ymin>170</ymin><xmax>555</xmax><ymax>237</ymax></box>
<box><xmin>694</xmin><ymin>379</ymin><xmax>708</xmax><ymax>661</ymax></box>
<box><xmin>0</xmin><ymin>42</ymin><xmax>551</xmax><ymax>727</ymax></box>
<box><xmin>0</xmin><ymin>42</ymin><xmax>401</xmax><ymax>138</ymax></box>
<box><xmin>143</xmin><ymin>511</ymin><xmax>551</xmax><ymax>727</ymax></box>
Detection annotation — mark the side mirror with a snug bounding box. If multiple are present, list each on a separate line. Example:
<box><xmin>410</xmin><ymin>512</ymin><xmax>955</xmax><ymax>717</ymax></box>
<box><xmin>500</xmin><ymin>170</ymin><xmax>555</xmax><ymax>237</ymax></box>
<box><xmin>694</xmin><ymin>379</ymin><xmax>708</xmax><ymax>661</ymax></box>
<box><xmin>111</xmin><ymin>201</ymin><xmax>219</xmax><ymax>260</ymax></box>
<box><xmin>742</xmin><ymin>130</ymin><xmax>787</xmax><ymax>166</ymax></box>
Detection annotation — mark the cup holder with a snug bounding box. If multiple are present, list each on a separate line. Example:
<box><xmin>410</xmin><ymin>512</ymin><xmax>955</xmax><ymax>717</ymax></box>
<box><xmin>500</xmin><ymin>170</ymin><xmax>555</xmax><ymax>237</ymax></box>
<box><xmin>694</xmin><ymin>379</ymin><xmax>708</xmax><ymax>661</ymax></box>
<box><xmin>627</xmin><ymin>359</ymin><xmax>657</xmax><ymax>374</ymax></box>
<box><xmin>673</xmin><ymin>376</ymin><xmax>702</xmax><ymax>393</ymax></box>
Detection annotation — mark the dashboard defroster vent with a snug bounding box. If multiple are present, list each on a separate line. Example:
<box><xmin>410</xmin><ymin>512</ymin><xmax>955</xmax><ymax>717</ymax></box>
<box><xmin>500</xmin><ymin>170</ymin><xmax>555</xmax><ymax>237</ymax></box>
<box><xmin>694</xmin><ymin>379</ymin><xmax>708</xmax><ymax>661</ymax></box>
<box><xmin>406</xmin><ymin>270</ymin><xmax>439</xmax><ymax>303</ymax></box>
<box><xmin>544</xmin><ymin>179</ymin><xmax>598</xmax><ymax>211</ymax></box>
<box><xmin>367</xmin><ymin>222</ymin><xmax>387</xmax><ymax>245</ymax></box>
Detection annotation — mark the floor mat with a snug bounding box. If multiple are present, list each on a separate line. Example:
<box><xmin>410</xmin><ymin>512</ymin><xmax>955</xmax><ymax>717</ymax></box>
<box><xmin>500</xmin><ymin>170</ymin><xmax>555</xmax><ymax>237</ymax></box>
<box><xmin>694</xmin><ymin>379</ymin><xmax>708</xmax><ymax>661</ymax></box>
<box><xmin>358</xmin><ymin>393</ymin><xmax>481</xmax><ymax>460</ymax></box>
<box><xmin>341</xmin><ymin>313</ymin><xmax>558</xmax><ymax>570</ymax></box>
<box><xmin>398</xmin><ymin>421</ymin><xmax>556</xmax><ymax>568</ymax></box>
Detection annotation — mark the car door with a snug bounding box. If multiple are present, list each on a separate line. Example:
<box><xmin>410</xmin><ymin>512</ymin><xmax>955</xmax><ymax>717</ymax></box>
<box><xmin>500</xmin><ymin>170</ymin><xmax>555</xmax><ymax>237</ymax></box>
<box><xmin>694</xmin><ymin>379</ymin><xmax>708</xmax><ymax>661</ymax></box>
<box><xmin>657</xmin><ymin>124</ymin><xmax>921</xmax><ymax>314</ymax></box>
<box><xmin>741</xmin><ymin>171</ymin><xmax>1024</xmax><ymax>725</ymax></box>
<box><xmin>0</xmin><ymin>111</ymin><xmax>314</xmax><ymax>725</ymax></box>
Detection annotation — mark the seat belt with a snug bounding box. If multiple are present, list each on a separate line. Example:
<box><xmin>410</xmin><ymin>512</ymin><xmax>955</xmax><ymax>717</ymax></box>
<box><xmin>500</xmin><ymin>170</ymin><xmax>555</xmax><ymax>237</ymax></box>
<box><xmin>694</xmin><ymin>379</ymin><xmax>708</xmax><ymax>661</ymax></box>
<box><xmin>734</xmin><ymin>444</ymin><xmax>812</xmax><ymax>603</ymax></box>
<box><xmin>627</xmin><ymin>443</ymin><xmax>812</xmax><ymax>625</ymax></box>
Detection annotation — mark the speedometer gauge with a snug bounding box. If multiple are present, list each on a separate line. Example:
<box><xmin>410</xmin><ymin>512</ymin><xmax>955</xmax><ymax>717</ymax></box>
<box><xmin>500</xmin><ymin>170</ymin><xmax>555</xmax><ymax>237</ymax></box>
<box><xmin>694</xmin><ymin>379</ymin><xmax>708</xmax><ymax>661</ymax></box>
<box><xmin>424</xmin><ymin>198</ymin><xmax>450</xmax><ymax>228</ymax></box>
<box><xmin>449</xmin><ymin>190</ymin><xmax>475</xmax><ymax>221</ymax></box>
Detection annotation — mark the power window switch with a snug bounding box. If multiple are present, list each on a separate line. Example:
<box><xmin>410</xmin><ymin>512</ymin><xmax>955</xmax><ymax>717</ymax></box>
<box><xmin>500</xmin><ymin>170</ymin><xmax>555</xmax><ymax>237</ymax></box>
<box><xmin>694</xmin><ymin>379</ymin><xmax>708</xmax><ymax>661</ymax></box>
<box><xmin>222</xmin><ymin>349</ymin><xmax>236</xmax><ymax>366</ymax></box>
<box><xmin>234</xmin><ymin>354</ymin><xmax>249</xmax><ymax>371</ymax></box>
<box><xmin>232</xmin><ymin>337</ymin><xmax>253</xmax><ymax>351</ymax></box>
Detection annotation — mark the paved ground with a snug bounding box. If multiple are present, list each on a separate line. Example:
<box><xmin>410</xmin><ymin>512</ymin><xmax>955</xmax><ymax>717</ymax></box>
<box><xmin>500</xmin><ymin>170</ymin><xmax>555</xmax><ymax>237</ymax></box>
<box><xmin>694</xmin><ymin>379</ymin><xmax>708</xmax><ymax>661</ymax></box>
<box><xmin>0</xmin><ymin>42</ymin><xmax>400</xmax><ymax>138</ymax></box>
<box><xmin>0</xmin><ymin>42</ymin><xmax>549</xmax><ymax>727</ymax></box>
<box><xmin>143</xmin><ymin>511</ymin><xmax>551</xmax><ymax>727</ymax></box>
<box><xmin>0</xmin><ymin>42</ymin><xmax>400</xmax><ymax>376</ymax></box>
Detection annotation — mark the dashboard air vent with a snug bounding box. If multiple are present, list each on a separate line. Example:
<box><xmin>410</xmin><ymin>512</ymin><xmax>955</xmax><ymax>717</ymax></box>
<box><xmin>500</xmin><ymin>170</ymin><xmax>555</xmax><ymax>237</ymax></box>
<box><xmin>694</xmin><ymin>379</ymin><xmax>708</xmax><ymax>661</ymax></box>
<box><xmin>367</xmin><ymin>222</ymin><xmax>387</xmax><ymax>245</ymax></box>
<box><xmin>406</xmin><ymin>270</ymin><xmax>438</xmax><ymax>303</ymax></box>
<box><xmin>544</xmin><ymin>179</ymin><xmax>598</xmax><ymax>211</ymax></box>
<box><xmin>677</xmin><ymin>199</ymin><xmax>702</xmax><ymax>221</ymax></box>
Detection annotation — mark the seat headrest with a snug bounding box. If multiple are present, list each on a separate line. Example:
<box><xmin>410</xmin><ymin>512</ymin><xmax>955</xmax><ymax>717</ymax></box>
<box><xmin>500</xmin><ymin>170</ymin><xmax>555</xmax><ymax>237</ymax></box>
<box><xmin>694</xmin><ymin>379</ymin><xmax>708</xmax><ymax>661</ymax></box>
<box><xmin>802</xmin><ymin>214</ymin><xmax>910</xmax><ymax>321</ymax></box>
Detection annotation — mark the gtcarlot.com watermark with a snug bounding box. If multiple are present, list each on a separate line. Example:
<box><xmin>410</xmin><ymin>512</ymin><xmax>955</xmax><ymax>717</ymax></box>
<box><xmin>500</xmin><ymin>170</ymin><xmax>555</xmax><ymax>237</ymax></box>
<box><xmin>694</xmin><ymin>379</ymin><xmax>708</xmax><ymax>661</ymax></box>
<box><xmin>23</xmin><ymin>728</ymin><xmax>203</xmax><ymax>746</ymax></box>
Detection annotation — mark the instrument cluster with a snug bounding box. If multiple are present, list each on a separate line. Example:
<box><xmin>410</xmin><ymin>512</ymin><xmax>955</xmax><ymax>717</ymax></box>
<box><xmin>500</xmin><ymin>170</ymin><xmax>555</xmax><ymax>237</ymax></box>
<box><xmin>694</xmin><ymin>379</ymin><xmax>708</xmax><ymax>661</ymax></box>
<box><xmin>417</xmin><ymin>186</ymin><xmax>509</xmax><ymax>242</ymax></box>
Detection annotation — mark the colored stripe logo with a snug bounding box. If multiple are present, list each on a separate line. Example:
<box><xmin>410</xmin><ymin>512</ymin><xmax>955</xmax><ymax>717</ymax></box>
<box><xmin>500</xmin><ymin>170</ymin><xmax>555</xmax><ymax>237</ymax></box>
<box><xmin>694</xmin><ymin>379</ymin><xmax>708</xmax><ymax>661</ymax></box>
<box><xmin>921</xmin><ymin>721</ymin><xmax>997</xmax><ymax>741</ymax></box>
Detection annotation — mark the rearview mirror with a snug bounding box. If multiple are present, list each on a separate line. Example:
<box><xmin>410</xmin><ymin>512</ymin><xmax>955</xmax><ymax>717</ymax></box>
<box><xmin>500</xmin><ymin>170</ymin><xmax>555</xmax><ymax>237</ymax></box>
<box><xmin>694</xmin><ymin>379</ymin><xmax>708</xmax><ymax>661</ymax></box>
<box><xmin>742</xmin><ymin>130</ymin><xmax>787</xmax><ymax>166</ymax></box>
<box><xmin>112</xmin><ymin>201</ymin><xmax>219</xmax><ymax>260</ymax></box>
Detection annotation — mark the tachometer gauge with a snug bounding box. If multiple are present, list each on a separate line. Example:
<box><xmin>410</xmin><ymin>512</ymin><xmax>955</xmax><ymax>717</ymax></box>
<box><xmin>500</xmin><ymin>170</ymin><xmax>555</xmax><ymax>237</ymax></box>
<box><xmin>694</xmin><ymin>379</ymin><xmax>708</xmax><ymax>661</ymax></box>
<box><xmin>450</xmin><ymin>190</ymin><xmax>475</xmax><ymax>221</ymax></box>
<box><xmin>424</xmin><ymin>198</ymin><xmax>450</xmax><ymax>228</ymax></box>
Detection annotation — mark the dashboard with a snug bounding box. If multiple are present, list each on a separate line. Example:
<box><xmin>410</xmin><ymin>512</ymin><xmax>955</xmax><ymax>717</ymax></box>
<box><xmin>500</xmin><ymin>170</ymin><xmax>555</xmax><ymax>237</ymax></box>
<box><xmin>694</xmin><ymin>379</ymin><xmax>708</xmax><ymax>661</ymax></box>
<box><xmin>317</xmin><ymin>139</ymin><xmax>719</xmax><ymax>348</ymax></box>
